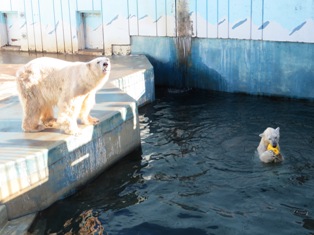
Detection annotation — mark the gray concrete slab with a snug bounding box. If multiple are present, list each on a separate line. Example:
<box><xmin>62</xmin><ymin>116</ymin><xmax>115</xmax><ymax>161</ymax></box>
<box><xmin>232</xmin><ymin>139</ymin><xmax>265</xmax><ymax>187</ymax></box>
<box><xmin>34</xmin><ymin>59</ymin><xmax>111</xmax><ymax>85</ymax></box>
<box><xmin>0</xmin><ymin>52</ymin><xmax>154</xmax><ymax>229</ymax></box>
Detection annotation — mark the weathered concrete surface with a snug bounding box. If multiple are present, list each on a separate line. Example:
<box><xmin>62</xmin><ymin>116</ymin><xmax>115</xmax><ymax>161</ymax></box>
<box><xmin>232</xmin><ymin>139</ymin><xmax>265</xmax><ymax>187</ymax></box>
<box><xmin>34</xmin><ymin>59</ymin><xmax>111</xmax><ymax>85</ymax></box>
<box><xmin>0</xmin><ymin>53</ymin><xmax>154</xmax><ymax>224</ymax></box>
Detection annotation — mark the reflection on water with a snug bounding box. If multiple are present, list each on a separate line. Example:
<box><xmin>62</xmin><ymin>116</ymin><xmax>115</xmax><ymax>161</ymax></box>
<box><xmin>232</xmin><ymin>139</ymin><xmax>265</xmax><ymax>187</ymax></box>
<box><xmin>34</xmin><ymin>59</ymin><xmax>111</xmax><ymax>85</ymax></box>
<box><xmin>29</xmin><ymin>89</ymin><xmax>314</xmax><ymax>235</ymax></box>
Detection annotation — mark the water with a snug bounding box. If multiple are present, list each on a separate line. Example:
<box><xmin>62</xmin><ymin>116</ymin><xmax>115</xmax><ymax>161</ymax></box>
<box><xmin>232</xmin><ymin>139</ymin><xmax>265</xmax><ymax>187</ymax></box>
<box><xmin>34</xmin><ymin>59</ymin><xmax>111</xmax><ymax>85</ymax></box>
<box><xmin>29</xmin><ymin>89</ymin><xmax>314</xmax><ymax>235</ymax></box>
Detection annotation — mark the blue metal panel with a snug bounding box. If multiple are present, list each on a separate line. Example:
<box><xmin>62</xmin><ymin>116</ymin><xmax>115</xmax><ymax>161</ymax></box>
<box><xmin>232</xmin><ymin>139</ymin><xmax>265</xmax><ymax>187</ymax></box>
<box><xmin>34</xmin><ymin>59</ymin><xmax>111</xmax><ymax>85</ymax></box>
<box><xmin>132</xmin><ymin>36</ymin><xmax>314</xmax><ymax>99</ymax></box>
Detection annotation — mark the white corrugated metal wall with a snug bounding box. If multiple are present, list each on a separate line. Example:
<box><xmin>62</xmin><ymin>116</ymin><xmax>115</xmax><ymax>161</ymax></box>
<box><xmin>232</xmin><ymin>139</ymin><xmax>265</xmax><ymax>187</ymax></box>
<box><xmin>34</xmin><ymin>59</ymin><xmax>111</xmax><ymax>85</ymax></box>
<box><xmin>0</xmin><ymin>0</ymin><xmax>313</xmax><ymax>54</ymax></box>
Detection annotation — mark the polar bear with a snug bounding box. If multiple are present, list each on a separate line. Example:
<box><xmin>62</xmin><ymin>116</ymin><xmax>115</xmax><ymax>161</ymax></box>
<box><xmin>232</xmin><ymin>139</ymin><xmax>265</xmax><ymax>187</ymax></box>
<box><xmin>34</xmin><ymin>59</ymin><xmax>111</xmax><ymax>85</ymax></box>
<box><xmin>16</xmin><ymin>57</ymin><xmax>111</xmax><ymax>135</ymax></box>
<box><xmin>257</xmin><ymin>127</ymin><xmax>283</xmax><ymax>163</ymax></box>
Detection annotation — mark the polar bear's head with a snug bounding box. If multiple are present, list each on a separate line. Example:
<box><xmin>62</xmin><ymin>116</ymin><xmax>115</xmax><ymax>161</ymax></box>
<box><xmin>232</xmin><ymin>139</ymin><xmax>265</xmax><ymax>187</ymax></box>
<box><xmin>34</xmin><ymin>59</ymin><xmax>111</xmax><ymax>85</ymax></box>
<box><xmin>88</xmin><ymin>57</ymin><xmax>111</xmax><ymax>77</ymax></box>
<box><xmin>259</xmin><ymin>127</ymin><xmax>280</xmax><ymax>148</ymax></box>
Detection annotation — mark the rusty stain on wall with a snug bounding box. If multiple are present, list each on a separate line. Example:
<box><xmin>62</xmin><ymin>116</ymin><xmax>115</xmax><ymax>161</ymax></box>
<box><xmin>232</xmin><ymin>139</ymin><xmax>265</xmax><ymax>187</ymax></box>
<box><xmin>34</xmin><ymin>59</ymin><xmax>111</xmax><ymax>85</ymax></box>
<box><xmin>175</xmin><ymin>0</ymin><xmax>192</xmax><ymax>88</ymax></box>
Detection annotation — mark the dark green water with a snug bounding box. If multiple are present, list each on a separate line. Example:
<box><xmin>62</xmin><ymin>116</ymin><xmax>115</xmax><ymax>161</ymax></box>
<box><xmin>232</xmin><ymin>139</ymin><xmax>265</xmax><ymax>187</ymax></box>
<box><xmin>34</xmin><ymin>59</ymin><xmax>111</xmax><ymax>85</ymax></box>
<box><xmin>29</xmin><ymin>89</ymin><xmax>314</xmax><ymax>235</ymax></box>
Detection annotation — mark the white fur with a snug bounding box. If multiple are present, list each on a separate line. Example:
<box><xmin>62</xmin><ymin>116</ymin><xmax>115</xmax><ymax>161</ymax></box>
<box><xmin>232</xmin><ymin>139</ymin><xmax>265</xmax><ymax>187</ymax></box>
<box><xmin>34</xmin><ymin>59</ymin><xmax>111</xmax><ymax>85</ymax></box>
<box><xmin>16</xmin><ymin>57</ymin><xmax>111</xmax><ymax>135</ymax></box>
<box><xmin>257</xmin><ymin>127</ymin><xmax>283</xmax><ymax>163</ymax></box>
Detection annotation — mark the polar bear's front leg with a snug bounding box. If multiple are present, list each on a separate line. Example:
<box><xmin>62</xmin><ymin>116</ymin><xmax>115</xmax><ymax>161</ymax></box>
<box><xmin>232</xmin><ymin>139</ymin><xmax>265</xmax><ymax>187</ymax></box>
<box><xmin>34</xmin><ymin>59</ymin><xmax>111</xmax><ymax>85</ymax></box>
<box><xmin>79</xmin><ymin>92</ymin><xmax>99</xmax><ymax>125</ymax></box>
<box><xmin>21</xmin><ymin>101</ymin><xmax>46</xmax><ymax>132</ymax></box>
<box><xmin>41</xmin><ymin>107</ymin><xmax>57</xmax><ymax>128</ymax></box>
<box><xmin>57</xmin><ymin>98</ymin><xmax>83</xmax><ymax>135</ymax></box>
<box><xmin>259</xmin><ymin>150</ymin><xmax>275</xmax><ymax>163</ymax></box>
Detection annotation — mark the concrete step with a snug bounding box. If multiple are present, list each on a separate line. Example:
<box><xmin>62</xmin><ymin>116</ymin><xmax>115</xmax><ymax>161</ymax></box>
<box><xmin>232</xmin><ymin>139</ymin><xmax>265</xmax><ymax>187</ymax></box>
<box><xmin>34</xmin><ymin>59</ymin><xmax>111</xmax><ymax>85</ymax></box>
<box><xmin>0</xmin><ymin>205</ymin><xmax>8</xmax><ymax>228</ymax></box>
<box><xmin>0</xmin><ymin>54</ymin><xmax>154</xmax><ymax>233</ymax></box>
<box><xmin>0</xmin><ymin>213</ymin><xmax>36</xmax><ymax>235</ymax></box>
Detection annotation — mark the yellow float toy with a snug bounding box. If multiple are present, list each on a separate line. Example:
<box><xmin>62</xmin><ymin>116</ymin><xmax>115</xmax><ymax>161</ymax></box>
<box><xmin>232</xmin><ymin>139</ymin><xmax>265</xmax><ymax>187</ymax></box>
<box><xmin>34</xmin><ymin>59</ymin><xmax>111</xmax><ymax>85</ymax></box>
<box><xmin>267</xmin><ymin>144</ymin><xmax>280</xmax><ymax>155</ymax></box>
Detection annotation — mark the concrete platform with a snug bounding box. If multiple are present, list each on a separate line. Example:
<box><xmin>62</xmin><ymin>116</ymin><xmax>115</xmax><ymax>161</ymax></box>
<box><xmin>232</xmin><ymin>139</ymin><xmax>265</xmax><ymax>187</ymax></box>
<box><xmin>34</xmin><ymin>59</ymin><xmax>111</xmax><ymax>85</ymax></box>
<box><xmin>0</xmin><ymin>54</ymin><xmax>154</xmax><ymax>229</ymax></box>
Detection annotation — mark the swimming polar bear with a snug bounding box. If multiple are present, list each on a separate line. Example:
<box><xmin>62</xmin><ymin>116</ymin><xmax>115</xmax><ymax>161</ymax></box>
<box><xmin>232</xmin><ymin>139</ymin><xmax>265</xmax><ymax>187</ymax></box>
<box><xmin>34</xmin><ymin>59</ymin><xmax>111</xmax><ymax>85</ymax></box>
<box><xmin>16</xmin><ymin>57</ymin><xmax>111</xmax><ymax>135</ymax></box>
<box><xmin>257</xmin><ymin>127</ymin><xmax>283</xmax><ymax>163</ymax></box>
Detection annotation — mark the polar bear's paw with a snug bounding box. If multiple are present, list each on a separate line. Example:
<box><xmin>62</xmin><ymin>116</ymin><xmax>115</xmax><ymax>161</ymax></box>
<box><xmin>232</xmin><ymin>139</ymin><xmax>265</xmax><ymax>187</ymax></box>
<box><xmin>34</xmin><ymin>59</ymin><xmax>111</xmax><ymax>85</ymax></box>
<box><xmin>23</xmin><ymin>124</ymin><xmax>46</xmax><ymax>133</ymax></box>
<box><xmin>64</xmin><ymin>127</ymin><xmax>82</xmax><ymax>136</ymax></box>
<box><xmin>81</xmin><ymin>115</ymin><xmax>99</xmax><ymax>125</ymax></box>
<box><xmin>88</xmin><ymin>116</ymin><xmax>99</xmax><ymax>125</ymax></box>
<box><xmin>43</xmin><ymin>118</ymin><xmax>58</xmax><ymax>128</ymax></box>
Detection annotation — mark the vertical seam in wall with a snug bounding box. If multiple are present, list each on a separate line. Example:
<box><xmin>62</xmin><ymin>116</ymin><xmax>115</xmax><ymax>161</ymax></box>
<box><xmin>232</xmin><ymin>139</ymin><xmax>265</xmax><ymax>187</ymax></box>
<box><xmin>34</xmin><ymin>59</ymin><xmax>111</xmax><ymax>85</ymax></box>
<box><xmin>175</xmin><ymin>0</ymin><xmax>177</xmax><ymax>37</ymax></box>
<box><xmin>250</xmin><ymin>0</ymin><xmax>252</xmax><ymax>40</ymax></box>
<box><xmin>10</xmin><ymin>0</ymin><xmax>12</xmax><ymax>11</ymax></box>
<box><xmin>30</xmin><ymin>0</ymin><xmax>37</xmax><ymax>52</ymax></box>
<box><xmin>38</xmin><ymin>0</ymin><xmax>44</xmax><ymax>52</ymax></box>
<box><xmin>216</xmin><ymin>0</ymin><xmax>219</xmax><ymax>38</ymax></box>
<box><xmin>101</xmin><ymin>0</ymin><xmax>105</xmax><ymax>55</ymax></box>
<box><xmin>127</xmin><ymin>0</ymin><xmax>130</xmax><ymax>38</ymax></box>
<box><xmin>227</xmin><ymin>0</ymin><xmax>230</xmax><ymax>38</ymax></box>
<box><xmin>136</xmin><ymin>0</ymin><xmax>139</xmax><ymax>35</ymax></box>
<box><xmin>165</xmin><ymin>0</ymin><xmax>167</xmax><ymax>36</ymax></box>
<box><xmin>23</xmin><ymin>0</ymin><xmax>30</xmax><ymax>51</ymax></box>
<box><xmin>60</xmin><ymin>0</ymin><xmax>66</xmax><ymax>53</ymax></box>
<box><xmin>195</xmin><ymin>0</ymin><xmax>197</xmax><ymax>37</ymax></box>
<box><xmin>262</xmin><ymin>0</ymin><xmax>264</xmax><ymax>40</ymax></box>
<box><xmin>206</xmin><ymin>0</ymin><xmax>208</xmax><ymax>38</ymax></box>
<box><xmin>52</xmin><ymin>0</ymin><xmax>58</xmax><ymax>52</ymax></box>
<box><xmin>67</xmin><ymin>0</ymin><xmax>73</xmax><ymax>53</ymax></box>
<box><xmin>155</xmin><ymin>0</ymin><xmax>158</xmax><ymax>36</ymax></box>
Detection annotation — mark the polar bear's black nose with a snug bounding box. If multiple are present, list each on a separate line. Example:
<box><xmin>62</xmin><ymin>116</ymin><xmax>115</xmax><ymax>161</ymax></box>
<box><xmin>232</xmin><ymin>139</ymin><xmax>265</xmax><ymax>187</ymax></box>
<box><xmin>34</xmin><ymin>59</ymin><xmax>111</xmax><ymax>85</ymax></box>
<box><xmin>103</xmin><ymin>62</ymin><xmax>108</xmax><ymax>68</ymax></box>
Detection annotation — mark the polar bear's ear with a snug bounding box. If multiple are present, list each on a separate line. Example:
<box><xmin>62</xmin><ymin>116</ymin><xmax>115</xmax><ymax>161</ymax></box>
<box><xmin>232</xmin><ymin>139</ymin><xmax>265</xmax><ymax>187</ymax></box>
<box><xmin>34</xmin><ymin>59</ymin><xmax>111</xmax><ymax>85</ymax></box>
<box><xmin>275</xmin><ymin>127</ymin><xmax>280</xmax><ymax>133</ymax></box>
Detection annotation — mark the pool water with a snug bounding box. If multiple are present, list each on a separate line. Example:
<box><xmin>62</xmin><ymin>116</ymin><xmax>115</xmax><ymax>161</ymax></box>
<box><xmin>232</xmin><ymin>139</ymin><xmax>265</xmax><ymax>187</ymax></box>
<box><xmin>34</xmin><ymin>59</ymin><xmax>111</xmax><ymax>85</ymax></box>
<box><xmin>29</xmin><ymin>89</ymin><xmax>314</xmax><ymax>235</ymax></box>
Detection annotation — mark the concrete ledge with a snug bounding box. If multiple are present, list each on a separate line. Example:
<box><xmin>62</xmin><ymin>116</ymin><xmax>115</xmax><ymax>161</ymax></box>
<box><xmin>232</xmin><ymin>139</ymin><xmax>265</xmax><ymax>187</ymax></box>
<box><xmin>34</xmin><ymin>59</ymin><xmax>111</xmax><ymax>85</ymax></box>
<box><xmin>0</xmin><ymin>55</ymin><xmax>154</xmax><ymax>220</ymax></box>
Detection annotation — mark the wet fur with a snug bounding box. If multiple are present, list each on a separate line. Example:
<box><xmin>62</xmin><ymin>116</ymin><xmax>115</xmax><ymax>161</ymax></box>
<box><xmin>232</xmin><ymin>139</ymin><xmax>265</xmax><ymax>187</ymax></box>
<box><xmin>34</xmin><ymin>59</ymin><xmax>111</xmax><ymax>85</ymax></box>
<box><xmin>257</xmin><ymin>127</ymin><xmax>283</xmax><ymax>163</ymax></box>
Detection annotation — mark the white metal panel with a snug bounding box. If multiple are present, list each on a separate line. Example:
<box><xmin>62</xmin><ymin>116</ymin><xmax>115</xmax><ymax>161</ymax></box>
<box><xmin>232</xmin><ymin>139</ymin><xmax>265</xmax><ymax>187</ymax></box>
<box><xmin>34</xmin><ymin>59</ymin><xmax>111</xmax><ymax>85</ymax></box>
<box><xmin>24</xmin><ymin>0</ymin><xmax>36</xmax><ymax>51</ymax></box>
<box><xmin>189</xmin><ymin>0</ymin><xmax>197</xmax><ymax>37</ymax></box>
<box><xmin>229</xmin><ymin>0</ymin><xmax>251</xmax><ymax>39</ymax></box>
<box><xmin>60</xmin><ymin>0</ymin><xmax>74</xmax><ymax>53</ymax></box>
<box><xmin>165</xmin><ymin>0</ymin><xmax>176</xmax><ymax>36</ymax></box>
<box><xmin>39</xmin><ymin>0</ymin><xmax>57</xmax><ymax>52</ymax></box>
<box><xmin>128</xmin><ymin>0</ymin><xmax>138</xmax><ymax>35</ymax></box>
<box><xmin>137</xmin><ymin>0</ymin><xmax>156</xmax><ymax>36</ymax></box>
<box><xmin>76</xmin><ymin>0</ymin><xmax>93</xmax><ymax>11</ymax></box>
<box><xmin>156</xmin><ymin>0</ymin><xmax>167</xmax><ymax>36</ymax></box>
<box><xmin>251</xmin><ymin>0</ymin><xmax>263</xmax><ymax>40</ymax></box>
<box><xmin>0</xmin><ymin>0</ymin><xmax>12</xmax><ymax>11</ymax></box>
<box><xmin>103</xmin><ymin>0</ymin><xmax>130</xmax><ymax>55</ymax></box>
<box><xmin>217</xmin><ymin>0</ymin><xmax>229</xmax><ymax>38</ymax></box>
<box><xmin>53</xmin><ymin>0</ymin><xmax>65</xmax><ymax>53</ymax></box>
<box><xmin>31</xmin><ymin>0</ymin><xmax>43</xmax><ymax>51</ymax></box>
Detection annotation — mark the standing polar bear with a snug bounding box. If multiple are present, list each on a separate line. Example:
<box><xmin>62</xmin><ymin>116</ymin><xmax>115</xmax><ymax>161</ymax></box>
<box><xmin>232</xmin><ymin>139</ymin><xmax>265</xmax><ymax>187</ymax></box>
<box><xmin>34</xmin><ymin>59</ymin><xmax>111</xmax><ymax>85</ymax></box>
<box><xmin>16</xmin><ymin>57</ymin><xmax>111</xmax><ymax>135</ymax></box>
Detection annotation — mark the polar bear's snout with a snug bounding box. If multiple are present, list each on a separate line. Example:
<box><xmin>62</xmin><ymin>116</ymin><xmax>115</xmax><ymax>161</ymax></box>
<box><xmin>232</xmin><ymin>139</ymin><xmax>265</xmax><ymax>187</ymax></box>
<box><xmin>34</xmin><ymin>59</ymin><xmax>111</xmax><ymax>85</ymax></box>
<box><xmin>103</xmin><ymin>62</ymin><xmax>109</xmax><ymax>72</ymax></box>
<box><xmin>96</xmin><ymin>57</ymin><xmax>111</xmax><ymax>73</ymax></box>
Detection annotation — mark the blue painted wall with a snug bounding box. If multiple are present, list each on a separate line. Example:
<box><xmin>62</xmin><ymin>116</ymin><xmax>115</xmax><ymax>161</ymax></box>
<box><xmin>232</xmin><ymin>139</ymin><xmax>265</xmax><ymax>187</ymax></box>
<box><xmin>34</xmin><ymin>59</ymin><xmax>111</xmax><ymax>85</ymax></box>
<box><xmin>132</xmin><ymin>36</ymin><xmax>314</xmax><ymax>99</ymax></box>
